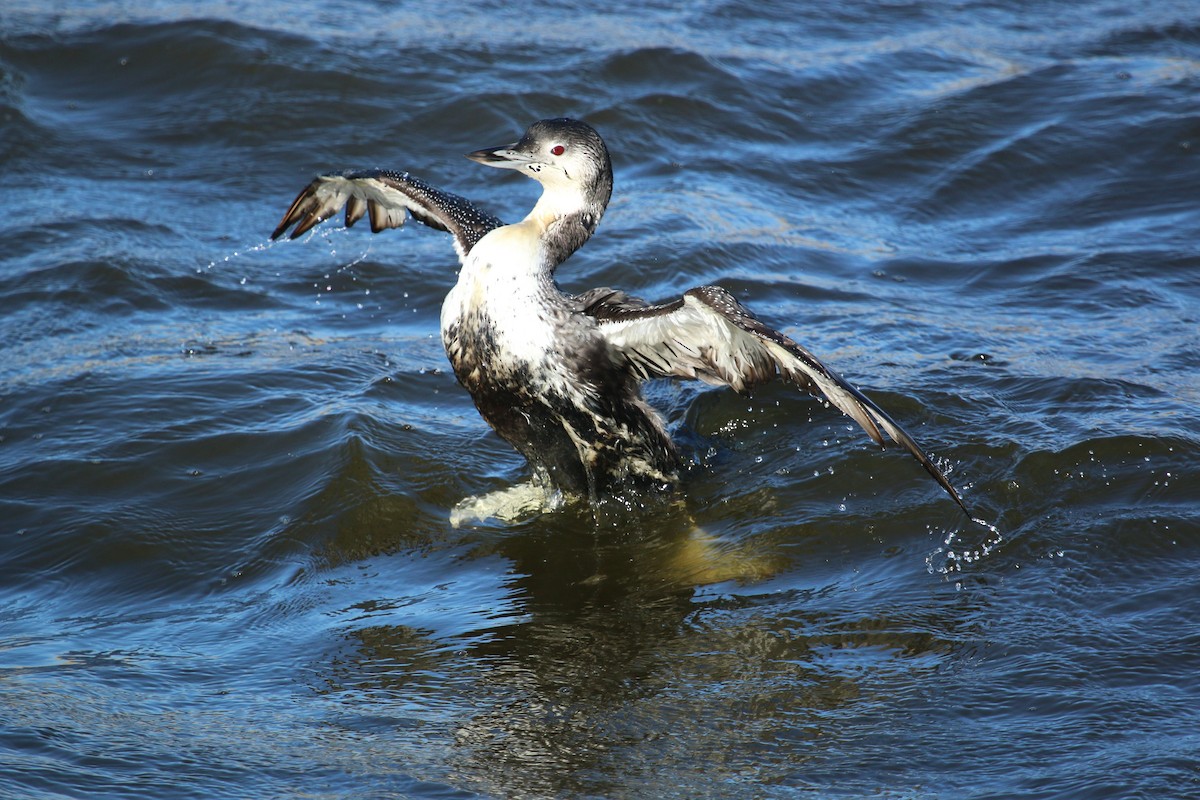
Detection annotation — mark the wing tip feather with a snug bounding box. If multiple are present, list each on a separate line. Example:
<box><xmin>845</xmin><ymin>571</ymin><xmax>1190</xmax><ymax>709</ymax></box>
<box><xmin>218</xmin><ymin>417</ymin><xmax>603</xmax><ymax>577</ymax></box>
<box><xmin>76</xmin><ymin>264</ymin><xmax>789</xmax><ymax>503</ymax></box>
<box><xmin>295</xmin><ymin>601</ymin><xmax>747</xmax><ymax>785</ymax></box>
<box><xmin>271</xmin><ymin>187</ymin><xmax>316</xmax><ymax>240</ymax></box>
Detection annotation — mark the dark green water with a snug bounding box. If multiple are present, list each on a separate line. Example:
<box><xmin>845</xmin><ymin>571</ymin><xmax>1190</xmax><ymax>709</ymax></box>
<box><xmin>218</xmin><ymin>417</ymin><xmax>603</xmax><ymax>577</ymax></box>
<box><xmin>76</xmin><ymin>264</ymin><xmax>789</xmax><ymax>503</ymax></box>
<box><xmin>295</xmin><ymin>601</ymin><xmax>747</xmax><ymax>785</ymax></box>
<box><xmin>2</xmin><ymin>1</ymin><xmax>1198</xmax><ymax>797</ymax></box>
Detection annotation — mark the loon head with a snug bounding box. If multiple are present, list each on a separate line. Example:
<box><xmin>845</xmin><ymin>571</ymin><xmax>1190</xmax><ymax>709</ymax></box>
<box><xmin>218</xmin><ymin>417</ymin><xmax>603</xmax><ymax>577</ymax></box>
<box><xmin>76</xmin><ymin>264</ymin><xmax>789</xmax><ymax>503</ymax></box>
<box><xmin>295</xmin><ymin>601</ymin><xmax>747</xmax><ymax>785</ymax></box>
<box><xmin>467</xmin><ymin>118</ymin><xmax>613</xmax><ymax>222</ymax></box>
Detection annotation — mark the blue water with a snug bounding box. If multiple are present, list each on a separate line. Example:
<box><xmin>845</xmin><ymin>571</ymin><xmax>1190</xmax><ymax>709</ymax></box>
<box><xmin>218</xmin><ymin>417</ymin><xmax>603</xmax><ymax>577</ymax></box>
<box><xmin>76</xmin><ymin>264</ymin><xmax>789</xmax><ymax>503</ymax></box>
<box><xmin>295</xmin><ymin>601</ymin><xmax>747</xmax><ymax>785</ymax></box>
<box><xmin>2</xmin><ymin>1</ymin><xmax>1199</xmax><ymax>797</ymax></box>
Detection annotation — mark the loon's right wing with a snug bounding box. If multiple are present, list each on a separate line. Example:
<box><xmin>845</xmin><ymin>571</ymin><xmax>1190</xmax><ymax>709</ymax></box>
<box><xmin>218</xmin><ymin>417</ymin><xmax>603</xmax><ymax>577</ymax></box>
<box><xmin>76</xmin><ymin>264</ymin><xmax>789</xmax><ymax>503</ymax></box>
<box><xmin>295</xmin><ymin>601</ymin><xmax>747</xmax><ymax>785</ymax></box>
<box><xmin>271</xmin><ymin>170</ymin><xmax>504</xmax><ymax>261</ymax></box>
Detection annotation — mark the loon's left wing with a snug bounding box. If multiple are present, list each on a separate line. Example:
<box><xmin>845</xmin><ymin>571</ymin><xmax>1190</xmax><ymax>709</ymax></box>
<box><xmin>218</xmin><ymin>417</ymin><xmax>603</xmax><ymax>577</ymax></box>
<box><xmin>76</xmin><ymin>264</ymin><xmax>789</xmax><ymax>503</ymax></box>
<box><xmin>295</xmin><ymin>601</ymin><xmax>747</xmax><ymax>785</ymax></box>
<box><xmin>271</xmin><ymin>170</ymin><xmax>503</xmax><ymax>261</ymax></box>
<box><xmin>579</xmin><ymin>285</ymin><xmax>969</xmax><ymax>515</ymax></box>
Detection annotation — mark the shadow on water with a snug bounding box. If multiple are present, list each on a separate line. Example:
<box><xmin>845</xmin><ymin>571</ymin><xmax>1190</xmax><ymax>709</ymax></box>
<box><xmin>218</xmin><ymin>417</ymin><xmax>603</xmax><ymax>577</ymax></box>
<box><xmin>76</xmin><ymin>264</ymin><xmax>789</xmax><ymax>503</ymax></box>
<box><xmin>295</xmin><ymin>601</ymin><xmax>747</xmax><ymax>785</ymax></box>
<box><xmin>300</xmin><ymin>464</ymin><xmax>987</xmax><ymax>796</ymax></box>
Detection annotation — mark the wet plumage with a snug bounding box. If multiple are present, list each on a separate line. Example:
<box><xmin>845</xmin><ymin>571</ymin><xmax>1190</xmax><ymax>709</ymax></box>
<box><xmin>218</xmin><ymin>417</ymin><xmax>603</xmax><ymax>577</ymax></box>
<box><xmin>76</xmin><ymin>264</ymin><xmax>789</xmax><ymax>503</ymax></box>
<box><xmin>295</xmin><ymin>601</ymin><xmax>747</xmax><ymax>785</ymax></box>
<box><xmin>272</xmin><ymin>117</ymin><xmax>969</xmax><ymax>519</ymax></box>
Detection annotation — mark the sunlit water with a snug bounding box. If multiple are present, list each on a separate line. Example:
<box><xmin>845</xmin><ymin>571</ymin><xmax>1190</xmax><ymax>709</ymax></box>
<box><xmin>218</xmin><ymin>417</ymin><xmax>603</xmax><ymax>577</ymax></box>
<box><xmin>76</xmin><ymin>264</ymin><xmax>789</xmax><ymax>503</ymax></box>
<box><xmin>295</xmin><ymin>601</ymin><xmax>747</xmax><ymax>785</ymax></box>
<box><xmin>2</xmin><ymin>1</ymin><xmax>1198</xmax><ymax>797</ymax></box>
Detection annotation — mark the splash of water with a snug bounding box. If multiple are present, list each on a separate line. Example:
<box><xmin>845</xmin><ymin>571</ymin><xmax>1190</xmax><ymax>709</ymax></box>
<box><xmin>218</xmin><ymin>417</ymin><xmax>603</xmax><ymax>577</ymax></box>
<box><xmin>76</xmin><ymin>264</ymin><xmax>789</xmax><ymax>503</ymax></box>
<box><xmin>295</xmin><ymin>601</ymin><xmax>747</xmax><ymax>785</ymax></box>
<box><xmin>203</xmin><ymin>227</ymin><xmax>377</xmax><ymax>312</ymax></box>
<box><xmin>199</xmin><ymin>237</ymin><xmax>280</xmax><ymax>278</ymax></box>
<box><xmin>926</xmin><ymin>515</ymin><xmax>1005</xmax><ymax>582</ymax></box>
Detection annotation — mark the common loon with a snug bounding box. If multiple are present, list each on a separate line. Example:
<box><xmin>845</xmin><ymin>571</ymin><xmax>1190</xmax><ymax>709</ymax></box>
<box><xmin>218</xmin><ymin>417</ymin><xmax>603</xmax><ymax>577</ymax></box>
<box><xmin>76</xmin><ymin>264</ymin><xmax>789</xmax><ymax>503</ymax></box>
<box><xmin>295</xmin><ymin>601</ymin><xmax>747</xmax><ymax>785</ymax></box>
<box><xmin>272</xmin><ymin>117</ymin><xmax>969</xmax><ymax>521</ymax></box>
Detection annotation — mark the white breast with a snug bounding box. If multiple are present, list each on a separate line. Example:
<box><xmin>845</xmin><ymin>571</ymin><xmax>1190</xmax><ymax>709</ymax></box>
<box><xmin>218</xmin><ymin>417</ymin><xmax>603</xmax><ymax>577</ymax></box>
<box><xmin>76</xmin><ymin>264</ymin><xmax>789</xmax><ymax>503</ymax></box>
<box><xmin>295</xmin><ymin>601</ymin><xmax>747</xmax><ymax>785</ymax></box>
<box><xmin>440</xmin><ymin>220</ymin><xmax>560</xmax><ymax>365</ymax></box>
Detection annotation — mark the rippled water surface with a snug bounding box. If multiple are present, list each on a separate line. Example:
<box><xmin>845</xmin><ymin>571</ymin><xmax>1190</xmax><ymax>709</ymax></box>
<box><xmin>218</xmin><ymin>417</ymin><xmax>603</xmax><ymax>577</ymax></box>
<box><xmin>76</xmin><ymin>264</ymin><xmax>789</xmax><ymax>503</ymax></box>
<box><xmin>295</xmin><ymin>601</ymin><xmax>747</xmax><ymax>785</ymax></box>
<box><xmin>2</xmin><ymin>1</ymin><xmax>1199</xmax><ymax>797</ymax></box>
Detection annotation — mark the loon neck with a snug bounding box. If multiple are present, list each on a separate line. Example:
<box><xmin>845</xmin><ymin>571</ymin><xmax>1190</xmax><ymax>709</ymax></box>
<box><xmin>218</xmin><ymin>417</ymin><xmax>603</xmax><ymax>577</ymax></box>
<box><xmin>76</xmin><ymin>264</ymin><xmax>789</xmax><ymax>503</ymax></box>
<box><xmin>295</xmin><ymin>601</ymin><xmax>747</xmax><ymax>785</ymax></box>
<box><xmin>521</xmin><ymin>185</ymin><xmax>607</xmax><ymax>272</ymax></box>
<box><xmin>526</xmin><ymin>183</ymin><xmax>587</xmax><ymax>223</ymax></box>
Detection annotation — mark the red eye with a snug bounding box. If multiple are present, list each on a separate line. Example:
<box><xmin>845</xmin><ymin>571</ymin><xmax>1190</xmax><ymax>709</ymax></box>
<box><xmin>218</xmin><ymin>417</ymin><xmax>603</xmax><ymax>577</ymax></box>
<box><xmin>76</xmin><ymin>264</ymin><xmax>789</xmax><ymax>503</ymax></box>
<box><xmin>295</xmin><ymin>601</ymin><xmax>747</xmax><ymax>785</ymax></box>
<box><xmin>551</xmin><ymin>145</ymin><xmax>565</xmax><ymax>156</ymax></box>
